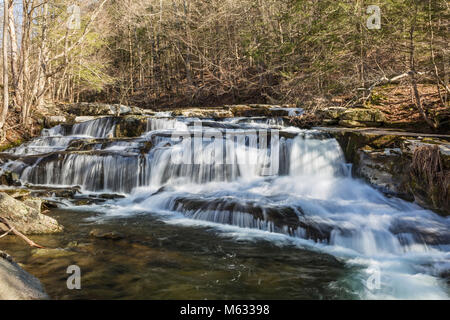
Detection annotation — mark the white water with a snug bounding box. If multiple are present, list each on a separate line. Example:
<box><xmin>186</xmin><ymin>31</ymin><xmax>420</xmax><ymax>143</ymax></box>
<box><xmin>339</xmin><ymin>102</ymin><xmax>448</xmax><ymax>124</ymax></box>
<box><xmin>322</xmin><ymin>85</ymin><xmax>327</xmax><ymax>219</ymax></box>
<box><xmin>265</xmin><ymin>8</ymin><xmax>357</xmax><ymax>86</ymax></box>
<box><xmin>0</xmin><ymin>116</ymin><xmax>449</xmax><ymax>299</ymax></box>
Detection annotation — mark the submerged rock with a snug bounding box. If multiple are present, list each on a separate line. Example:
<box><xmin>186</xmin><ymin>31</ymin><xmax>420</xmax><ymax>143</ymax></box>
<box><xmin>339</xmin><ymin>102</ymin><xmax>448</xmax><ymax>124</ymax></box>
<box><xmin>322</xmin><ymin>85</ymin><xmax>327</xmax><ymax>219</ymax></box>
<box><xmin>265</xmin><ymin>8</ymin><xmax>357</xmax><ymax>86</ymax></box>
<box><xmin>90</xmin><ymin>229</ymin><xmax>125</xmax><ymax>240</ymax></box>
<box><xmin>31</xmin><ymin>248</ymin><xmax>77</xmax><ymax>258</ymax></box>
<box><xmin>0</xmin><ymin>192</ymin><xmax>63</xmax><ymax>234</ymax></box>
<box><xmin>0</xmin><ymin>251</ymin><xmax>49</xmax><ymax>300</ymax></box>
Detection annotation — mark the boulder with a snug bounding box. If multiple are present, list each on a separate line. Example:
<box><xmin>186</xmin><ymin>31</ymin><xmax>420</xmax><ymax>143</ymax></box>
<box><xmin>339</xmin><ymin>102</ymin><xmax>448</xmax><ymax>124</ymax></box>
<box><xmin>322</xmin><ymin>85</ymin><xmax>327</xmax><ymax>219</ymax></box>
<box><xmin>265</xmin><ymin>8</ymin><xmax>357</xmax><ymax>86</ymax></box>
<box><xmin>329</xmin><ymin>128</ymin><xmax>450</xmax><ymax>215</ymax></box>
<box><xmin>317</xmin><ymin>106</ymin><xmax>386</xmax><ymax>127</ymax></box>
<box><xmin>114</xmin><ymin>116</ymin><xmax>148</xmax><ymax>138</ymax></box>
<box><xmin>90</xmin><ymin>229</ymin><xmax>124</xmax><ymax>240</ymax></box>
<box><xmin>31</xmin><ymin>248</ymin><xmax>76</xmax><ymax>258</ymax></box>
<box><xmin>74</xmin><ymin>116</ymin><xmax>104</xmax><ymax>123</ymax></box>
<box><xmin>23</xmin><ymin>198</ymin><xmax>43</xmax><ymax>213</ymax></box>
<box><xmin>0</xmin><ymin>170</ymin><xmax>21</xmax><ymax>186</ymax></box>
<box><xmin>0</xmin><ymin>192</ymin><xmax>63</xmax><ymax>234</ymax></box>
<box><xmin>341</xmin><ymin>108</ymin><xmax>385</xmax><ymax>123</ymax></box>
<box><xmin>0</xmin><ymin>251</ymin><xmax>49</xmax><ymax>300</ymax></box>
<box><xmin>355</xmin><ymin>148</ymin><xmax>413</xmax><ymax>201</ymax></box>
<box><xmin>45</xmin><ymin>116</ymin><xmax>67</xmax><ymax>127</ymax></box>
<box><xmin>318</xmin><ymin>107</ymin><xmax>346</xmax><ymax>120</ymax></box>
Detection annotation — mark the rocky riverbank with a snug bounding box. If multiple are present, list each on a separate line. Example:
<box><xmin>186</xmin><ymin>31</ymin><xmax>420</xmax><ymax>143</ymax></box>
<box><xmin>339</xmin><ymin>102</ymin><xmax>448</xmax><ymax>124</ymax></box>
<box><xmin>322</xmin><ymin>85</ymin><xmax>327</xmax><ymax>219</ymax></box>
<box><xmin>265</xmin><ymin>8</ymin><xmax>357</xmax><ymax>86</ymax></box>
<box><xmin>0</xmin><ymin>190</ymin><xmax>63</xmax><ymax>299</ymax></box>
<box><xmin>0</xmin><ymin>251</ymin><xmax>49</xmax><ymax>300</ymax></box>
<box><xmin>327</xmin><ymin>128</ymin><xmax>450</xmax><ymax>216</ymax></box>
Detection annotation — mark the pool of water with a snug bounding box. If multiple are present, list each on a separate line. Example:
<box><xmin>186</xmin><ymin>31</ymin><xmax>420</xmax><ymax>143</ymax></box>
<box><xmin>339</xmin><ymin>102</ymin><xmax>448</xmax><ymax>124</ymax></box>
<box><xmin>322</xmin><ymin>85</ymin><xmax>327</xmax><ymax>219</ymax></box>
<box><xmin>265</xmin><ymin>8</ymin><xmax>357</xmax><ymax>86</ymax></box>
<box><xmin>1</xmin><ymin>208</ymin><xmax>359</xmax><ymax>300</ymax></box>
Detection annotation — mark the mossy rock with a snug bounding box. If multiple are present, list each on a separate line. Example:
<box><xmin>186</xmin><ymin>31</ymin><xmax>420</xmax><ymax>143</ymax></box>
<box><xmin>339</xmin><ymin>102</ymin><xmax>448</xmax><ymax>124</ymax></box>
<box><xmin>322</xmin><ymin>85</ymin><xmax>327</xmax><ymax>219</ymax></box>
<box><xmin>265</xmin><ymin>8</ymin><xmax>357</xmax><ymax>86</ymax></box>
<box><xmin>0</xmin><ymin>139</ymin><xmax>24</xmax><ymax>152</ymax></box>
<box><xmin>341</xmin><ymin>108</ymin><xmax>386</xmax><ymax>123</ymax></box>
<box><xmin>318</xmin><ymin>107</ymin><xmax>346</xmax><ymax>120</ymax></box>
<box><xmin>115</xmin><ymin>117</ymin><xmax>148</xmax><ymax>138</ymax></box>
<box><xmin>338</xmin><ymin>120</ymin><xmax>365</xmax><ymax>128</ymax></box>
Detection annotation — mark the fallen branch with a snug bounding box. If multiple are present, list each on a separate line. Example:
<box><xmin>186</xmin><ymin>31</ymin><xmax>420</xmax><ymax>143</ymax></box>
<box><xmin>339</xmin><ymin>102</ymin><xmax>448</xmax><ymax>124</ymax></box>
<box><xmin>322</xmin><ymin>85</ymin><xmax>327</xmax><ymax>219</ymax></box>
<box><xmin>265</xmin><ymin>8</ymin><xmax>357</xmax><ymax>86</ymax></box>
<box><xmin>0</xmin><ymin>227</ymin><xmax>14</xmax><ymax>239</ymax></box>
<box><xmin>0</xmin><ymin>218</ymin><xmax>45</xmax><ymax>249</ymax></box>
<box><xmin>361</xmin><ymin>71</ymin><xmax>427</xmax><ymax>103</ymax></box>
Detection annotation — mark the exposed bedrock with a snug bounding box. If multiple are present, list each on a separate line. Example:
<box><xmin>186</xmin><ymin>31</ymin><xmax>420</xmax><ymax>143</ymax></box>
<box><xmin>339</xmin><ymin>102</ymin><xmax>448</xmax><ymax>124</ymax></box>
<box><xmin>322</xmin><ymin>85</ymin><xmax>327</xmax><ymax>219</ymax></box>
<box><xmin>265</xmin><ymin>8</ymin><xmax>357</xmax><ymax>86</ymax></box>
<box><xmin>171</xmin><ymin>195</ymin><xmax>335</xmax><ymax>242</ymax></box>
<box><xmin>329</xmin><ymin>128</ymin><xmax>450</xmax><ymax>216</ymax></box>
<box><xmin>0</xmin><ymin>192</ymin><xmax>63</xmax><ymax>234</ymax></box>
<box><xmin>0</xmin><ymin>251</ymin><xmax>49</xmax><ymax>300</ymax></box>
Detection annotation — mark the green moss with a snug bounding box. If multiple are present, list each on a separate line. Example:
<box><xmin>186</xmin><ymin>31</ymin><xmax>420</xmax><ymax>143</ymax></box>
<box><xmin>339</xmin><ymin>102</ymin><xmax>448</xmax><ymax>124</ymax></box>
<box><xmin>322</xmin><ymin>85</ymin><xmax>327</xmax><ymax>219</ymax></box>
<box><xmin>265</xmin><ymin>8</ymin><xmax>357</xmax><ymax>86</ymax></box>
<box><xmin>0</xmin><ymin>139</ymin><xmax>24</xmax><ymax>152</ymax></box>
<box><xmin>367</xmin><ymin>91</ymin><xmax>386</xmax><ymax>105</ymax></box>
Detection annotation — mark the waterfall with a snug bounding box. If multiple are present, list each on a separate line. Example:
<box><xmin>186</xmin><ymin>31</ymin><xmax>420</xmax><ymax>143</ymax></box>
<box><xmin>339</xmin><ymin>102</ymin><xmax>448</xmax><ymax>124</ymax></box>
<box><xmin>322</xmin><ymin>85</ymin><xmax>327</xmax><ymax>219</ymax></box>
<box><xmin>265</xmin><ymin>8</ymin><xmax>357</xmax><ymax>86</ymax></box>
<box><xmin>1</xmin><ymin>115</ymin><xmax>449</xmax><ymax>299</ymax></box>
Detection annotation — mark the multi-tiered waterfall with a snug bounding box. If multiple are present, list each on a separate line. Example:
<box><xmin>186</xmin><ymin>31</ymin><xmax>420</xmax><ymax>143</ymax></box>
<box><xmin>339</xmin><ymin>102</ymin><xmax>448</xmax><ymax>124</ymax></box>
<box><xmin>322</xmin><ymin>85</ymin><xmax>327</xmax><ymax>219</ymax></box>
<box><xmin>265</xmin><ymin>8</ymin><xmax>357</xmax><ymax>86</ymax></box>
<box><xmin>1</xmin><ymin>115</ymin><xmax>449</xmax><ymax>299</ymax></box>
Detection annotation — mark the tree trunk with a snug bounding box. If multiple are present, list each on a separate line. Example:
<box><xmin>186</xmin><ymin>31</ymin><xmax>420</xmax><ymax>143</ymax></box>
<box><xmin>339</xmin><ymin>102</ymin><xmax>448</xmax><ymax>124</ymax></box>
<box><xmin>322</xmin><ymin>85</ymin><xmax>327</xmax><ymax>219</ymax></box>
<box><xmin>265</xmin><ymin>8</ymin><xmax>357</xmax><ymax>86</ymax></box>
<box><xmin>0</xmin><ymin>0</ymin><xmax>10</xmax><ymax>137</ymax></box>
<box><xmin>8</xmin><ymin>1</ymin><xmax>22</xmax><ymax>108</ymax></box>
<box><xmin>409</xmin><ymin>3</ymin><xmax>436</xmax><ymax>130</ymax></box>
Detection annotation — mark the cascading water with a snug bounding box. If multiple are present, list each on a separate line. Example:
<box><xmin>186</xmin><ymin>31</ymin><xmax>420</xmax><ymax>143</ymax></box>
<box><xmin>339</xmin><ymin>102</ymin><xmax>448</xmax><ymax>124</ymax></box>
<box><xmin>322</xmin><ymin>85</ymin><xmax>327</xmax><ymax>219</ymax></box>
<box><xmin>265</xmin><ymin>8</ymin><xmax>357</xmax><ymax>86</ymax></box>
<box><xmin>1</xmin><ymin>116</ymin><xmax>449</xmax><ymax>299</ymax></box>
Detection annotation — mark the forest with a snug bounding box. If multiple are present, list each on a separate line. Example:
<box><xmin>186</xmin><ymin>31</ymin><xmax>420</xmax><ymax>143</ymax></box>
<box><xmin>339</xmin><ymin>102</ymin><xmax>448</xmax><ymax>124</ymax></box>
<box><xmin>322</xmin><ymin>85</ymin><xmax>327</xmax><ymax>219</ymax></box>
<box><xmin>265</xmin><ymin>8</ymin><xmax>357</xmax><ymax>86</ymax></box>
<box><xmin>0</xmin><ymin>0</ymin><xmax>448</xmax><ymax>142</ymax></box>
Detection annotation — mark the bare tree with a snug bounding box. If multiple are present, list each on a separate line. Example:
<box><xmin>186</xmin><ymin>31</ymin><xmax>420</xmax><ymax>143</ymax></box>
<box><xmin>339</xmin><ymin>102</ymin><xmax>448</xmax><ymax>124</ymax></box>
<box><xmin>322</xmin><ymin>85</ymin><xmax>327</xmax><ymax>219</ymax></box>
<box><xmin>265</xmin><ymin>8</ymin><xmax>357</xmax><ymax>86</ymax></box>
<box><xmin>0</xmin><ymin>0</ymin><xmax>10</xmax><ymax>138</ymax></box>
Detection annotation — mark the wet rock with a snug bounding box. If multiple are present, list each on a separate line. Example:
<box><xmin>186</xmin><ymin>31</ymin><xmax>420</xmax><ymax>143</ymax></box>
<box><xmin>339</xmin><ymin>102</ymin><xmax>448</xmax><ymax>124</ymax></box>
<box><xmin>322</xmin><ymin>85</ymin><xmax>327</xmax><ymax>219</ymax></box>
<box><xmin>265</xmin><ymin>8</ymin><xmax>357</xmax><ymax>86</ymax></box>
<box><xmin>115</xmin><ymin>116</ymin><xmax>148</xmax><ymax>138</ymax></box>
<box><xmin>0</xmin><ymin>170</ymin><xmax>21</xmax><ymax>186</ymax></box>
<box><xmin>90</xmin><ymin>229</ymin><xmax>125</xmax><ymax>240</ymax></box>
<box><xmin>355</xmin><ymin>148</ymin><xmax>413</xmax><ymax>201</ymax></box>
<box><xmin>0</xmin><ymin>251</ymin><xmax>49</xmax><ymax>300</ymax></box>
<box><xmin>72</xmin><ymin>198</ymin><xmax>97</xmax><ymax>206</ymax></box>
<box><xmin>66</xmin><ymin>138</ymin><xmax>99</xmax><ymax>151</ymax></box>
<box><xmin>172</xmin><ymin>196</ymin><xmax>334</xmax><ymax>242</ymax></box>
<box><xmin>26</xmin><ymin>185</ymin><xmax>81</xmax><ymax>199</ymax></box>
<box><xmin>328</xmin><ymin>128</ymin><xmax>450</xmax><ymax>215</ymax></box>
<box><xmin>141</xmin><ymin>140</ymin><xmax>154</xmax><ymax>154</ymax></box>
<box><xmin>0</xmin><ymin>192</ymin><xmax>63</xmax><ymax>234</ymax></box>
<box><xmin>97</xmin><ymin>193</ymin><xmax>126</xmax><ymax>200</ymax></box>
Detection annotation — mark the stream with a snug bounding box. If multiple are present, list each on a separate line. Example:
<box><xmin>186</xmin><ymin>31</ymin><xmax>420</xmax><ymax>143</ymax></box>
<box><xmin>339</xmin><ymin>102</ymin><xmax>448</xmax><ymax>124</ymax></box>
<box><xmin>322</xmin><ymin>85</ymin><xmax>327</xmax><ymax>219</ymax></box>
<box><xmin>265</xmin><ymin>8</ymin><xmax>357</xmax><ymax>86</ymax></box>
<box><xmin>0</xmin><ymin>115</ymin><xmax>449</xmax><ymax>299</ymax></box>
